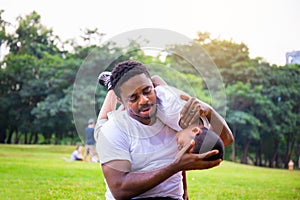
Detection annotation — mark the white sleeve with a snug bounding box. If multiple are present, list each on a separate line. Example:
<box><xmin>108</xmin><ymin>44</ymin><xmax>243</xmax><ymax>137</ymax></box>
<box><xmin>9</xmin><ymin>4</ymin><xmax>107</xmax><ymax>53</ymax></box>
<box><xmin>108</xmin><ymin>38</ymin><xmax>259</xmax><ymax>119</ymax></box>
<box><xmin>96</xmin><ymin>119</ymin><xmax>131</xmax><ymax>164</ymax></box>
<box><xmin>94</xmin><ymin>111</ymin><xmax>117</xmax><ymax>142</ymax></box>
<box><xmin>156</xmin><ymin>85</ymin><xmax>186</xmax><ymax>131</ymax></box>
<box><xmin>94</xmin><ymin>119</ymin><xmax>107</xmax><ymax>142</ymax></box>
<box><xmin>156</xmin><ymin>85</ymin><xmax>210</xmax><ymax>130</ymax></box>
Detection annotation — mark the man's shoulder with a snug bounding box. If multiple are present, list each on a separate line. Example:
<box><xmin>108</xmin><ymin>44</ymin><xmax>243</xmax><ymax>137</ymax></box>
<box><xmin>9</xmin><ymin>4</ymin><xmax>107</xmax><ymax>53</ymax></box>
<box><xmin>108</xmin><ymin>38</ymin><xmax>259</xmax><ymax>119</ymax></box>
<box><xmin>101</xmin><ymin>111</ymin><xmax>131</xmax><ymax>133</ymax></box>
<box><xmin>98</xmin><ymin>112</ymin><xmax>132</xmax><ymax>149</ymax></box>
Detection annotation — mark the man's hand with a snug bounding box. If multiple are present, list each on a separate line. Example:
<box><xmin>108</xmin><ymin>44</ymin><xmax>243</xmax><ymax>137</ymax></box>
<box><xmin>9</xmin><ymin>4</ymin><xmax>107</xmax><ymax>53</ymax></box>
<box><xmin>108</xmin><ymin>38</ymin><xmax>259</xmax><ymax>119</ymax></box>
<box><xmin>173</xmin><ymin>139</ymin><xmax>222</xmax><ymax>171</ymax></box>
<box><xmin>179</xmin><ymin>95</ymin><xmax>211</xmax><ymax>128</ymax></box>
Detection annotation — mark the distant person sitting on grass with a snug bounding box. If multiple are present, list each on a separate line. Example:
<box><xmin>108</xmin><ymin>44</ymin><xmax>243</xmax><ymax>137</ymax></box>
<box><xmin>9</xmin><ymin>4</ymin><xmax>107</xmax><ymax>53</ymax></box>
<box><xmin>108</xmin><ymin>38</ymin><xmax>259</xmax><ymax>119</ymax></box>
<box><xmin>71</xmin><ymin>145</ymin><xmax>84</xmax><ymax>161</ymax></box>
<box><xmin>63</xmin><ymin>145</ymin><xmax>83</xmax><ymax>162</ymax></box>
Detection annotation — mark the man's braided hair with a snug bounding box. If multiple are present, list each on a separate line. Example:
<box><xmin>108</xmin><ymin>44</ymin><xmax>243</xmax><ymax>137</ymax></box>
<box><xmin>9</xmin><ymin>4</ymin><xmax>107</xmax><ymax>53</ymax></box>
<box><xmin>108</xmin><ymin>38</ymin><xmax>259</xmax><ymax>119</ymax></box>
<box><xmin>110</xmin><ymin>60</ymin><xmax>151</xmax><ymax>98</ymax></box>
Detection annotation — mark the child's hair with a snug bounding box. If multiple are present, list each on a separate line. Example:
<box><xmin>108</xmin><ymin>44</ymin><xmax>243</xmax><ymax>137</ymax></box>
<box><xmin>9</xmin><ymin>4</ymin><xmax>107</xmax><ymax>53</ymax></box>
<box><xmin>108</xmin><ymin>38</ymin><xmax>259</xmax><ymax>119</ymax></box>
<box><xmin>76</xmin><ymin>145</ymin><xmax>82</xmax><ymax>150</ymax></box>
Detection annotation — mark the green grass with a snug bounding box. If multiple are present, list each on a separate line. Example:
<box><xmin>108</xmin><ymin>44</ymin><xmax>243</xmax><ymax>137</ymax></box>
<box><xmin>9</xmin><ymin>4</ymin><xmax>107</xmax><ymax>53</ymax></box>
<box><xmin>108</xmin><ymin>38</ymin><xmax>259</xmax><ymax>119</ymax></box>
<box><xmin>0</xmin><ymin>145</ymin><xmax>299</xmax><ymax>200</ymax></box>
<box><xmin>186</xmin><ymin>162</ymin><xmax>300</xmax><ymax>200</ymax></box>
<box><xmin>0</xmin><ymin>145</ymin><xmax>105</xmax><ymax>199</ymax></box>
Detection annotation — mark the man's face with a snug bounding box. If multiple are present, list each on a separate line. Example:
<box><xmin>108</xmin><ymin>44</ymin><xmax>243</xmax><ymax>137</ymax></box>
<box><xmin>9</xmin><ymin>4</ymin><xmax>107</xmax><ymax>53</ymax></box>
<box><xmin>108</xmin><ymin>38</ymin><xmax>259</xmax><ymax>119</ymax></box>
<box><xmin>119</xmin><ymin>73</ymin><xmax>157</xmax><ymax>125</ymax></box>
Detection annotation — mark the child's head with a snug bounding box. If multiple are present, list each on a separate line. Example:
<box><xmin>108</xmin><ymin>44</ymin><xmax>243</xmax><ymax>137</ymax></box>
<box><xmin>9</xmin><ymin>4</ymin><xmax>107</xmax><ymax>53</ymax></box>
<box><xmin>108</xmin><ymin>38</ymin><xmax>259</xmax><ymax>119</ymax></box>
<box><xmin>192</xmin><ymin>127</ymin><xmax>224</xmax><ymax>161</ymax></box>
<box><xmin>76</xmin><ymin>145</ymin><xmax>83</xmax><ymax>152</ymax></box>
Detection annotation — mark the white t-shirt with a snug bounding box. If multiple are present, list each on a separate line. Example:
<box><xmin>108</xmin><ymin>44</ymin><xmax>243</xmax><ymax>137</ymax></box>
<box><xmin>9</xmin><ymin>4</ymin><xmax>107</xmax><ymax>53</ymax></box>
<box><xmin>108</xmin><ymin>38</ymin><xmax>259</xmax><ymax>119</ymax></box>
<box><xmin>97</xmin><ymin>111</ymin><xmax>183</xmax><ymax>199</ymax></box>
<box><xmin>96</xmin><ymin>85</ymin><xmax>208</xmax><ymax>199</ymax></box>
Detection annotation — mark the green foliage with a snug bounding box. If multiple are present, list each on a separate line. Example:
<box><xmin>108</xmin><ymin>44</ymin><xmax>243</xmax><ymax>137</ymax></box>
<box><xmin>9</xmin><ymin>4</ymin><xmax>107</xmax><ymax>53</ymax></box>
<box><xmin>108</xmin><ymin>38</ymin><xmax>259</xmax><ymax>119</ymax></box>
<box><xmin>146</xmin><ymin>60</ymin><xmax>210</xmax><ymax>103</ymax></box>
<box><xmin>195</xmin><ymin>32</ymin><xmax>250</xmax><ymax>73</ymax></box>
<box><xmin>191</xmin><ymin>32</ymin><xmax>300</xmax><ymax>167</ymax></box>
<box><xmin>7</xmin><ymin>11</ymin><xmax>60</xmax><ymax>57</ymax></box>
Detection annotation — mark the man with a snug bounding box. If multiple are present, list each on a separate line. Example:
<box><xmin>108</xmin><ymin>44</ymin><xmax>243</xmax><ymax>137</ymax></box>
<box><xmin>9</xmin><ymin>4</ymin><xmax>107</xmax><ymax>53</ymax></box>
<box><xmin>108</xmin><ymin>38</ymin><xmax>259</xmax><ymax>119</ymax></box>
<box><xmin>96</xmin><ymin>61</ymin><xmax>230</xmax><ymax>199</ymax></box>
<box><xmin>84</xmin><ymin>119</ymin><xmax>98</xmax><ymax>162</ymax></box>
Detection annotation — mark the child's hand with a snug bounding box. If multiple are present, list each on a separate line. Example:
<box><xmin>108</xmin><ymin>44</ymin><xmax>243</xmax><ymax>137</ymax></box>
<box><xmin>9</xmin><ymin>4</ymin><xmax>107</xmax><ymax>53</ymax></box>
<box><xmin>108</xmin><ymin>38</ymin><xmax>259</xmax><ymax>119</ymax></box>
<box><xmin>176</xmin><ymin>125</ymin><xmax>202</xmax><ymax>152</ymax></box>
<box><xmin>179</xmin><ymin>95</ymin><xmax>212</xmax><ymax>129</ymax></box>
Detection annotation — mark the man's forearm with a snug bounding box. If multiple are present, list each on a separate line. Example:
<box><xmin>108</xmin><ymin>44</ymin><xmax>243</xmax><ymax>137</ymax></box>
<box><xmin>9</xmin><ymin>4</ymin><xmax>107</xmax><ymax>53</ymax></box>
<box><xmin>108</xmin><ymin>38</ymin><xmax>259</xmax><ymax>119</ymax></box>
<box><xmin>102</xmin><ymin>143</ymin><xmax>222</xmax><ymax>199</ymax></box>
<box><xmin>102</xmin><ymin>162</ymin><xmax>179</xmax><ymax>199</ymax></box>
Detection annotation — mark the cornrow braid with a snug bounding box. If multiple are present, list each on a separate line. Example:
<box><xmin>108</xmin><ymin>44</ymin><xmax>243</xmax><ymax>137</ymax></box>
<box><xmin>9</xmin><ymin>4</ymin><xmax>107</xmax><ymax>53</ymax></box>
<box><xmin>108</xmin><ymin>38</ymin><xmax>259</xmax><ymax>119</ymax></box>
<box><xmin>110</xmin><ymin>60</ymin><xmax>151</xmax><ymax>98</ymax></box>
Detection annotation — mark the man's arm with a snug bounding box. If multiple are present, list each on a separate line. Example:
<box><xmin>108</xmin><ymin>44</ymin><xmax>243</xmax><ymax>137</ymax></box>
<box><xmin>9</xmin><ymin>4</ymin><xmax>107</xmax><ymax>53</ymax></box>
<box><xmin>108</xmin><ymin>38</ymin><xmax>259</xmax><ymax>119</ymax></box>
<box><xmin>101</xmin><ymin>142</ymin><xmax>221</xmax><ymax>200</ymax></box>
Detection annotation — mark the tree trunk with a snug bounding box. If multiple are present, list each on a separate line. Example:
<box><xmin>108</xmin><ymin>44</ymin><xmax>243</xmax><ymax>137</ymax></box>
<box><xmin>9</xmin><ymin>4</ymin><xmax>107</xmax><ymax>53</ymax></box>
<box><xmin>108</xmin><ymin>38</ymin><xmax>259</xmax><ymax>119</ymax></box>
<box><xmin>274</xmin><ymin>140</ymin><xmax>280</xmax><ymax>168</ymax></box>
<box><xmin>297</xmin><ymin>144</ymin><xmax>300</xmax><ymax>169</ymax></box>
<box><xmin>231</xmin><ymin>141</ymin><xmax>236</xmax><ymax>162</ymax></box>
<box><xmin>0</xmin><ymin>129</ymin><xmax>6</xmax><ymax>143</ymax></box>
<box><xmin>33</xmin><ymin>132</ymin><xmax>38</xmax><ymax>144</ymax></box>
<box><xmin>7</xmin><ymin>130</ymin><xmax>13</xmax><ymax>144</ymax></box>
<box><xmin>14</xmin><ymin>131</ymin><xmax>20</xmax><ymax>144</ymax></box>
<box><xmin>260</xmin><ymin>141</ymin><xmax>264</xmax><ymax>166</ymax></box>
<box><xmin>270</xmin><ymin>139</ymin><xmax>279</xmax><ymax>168</ymax></box>
<box><xmin>231</xmin><ymin>125</ymin><xmax>236</xmax><ymax>162</ymax></box>
<box><xmin>284</xmin><ymin>136</ymin><xmax>295</xmax><ymax>168</ymax></box>
<box><xmin>29</xmin><ymin>132</ymin><xmax>38</xmax><ymax>144</ymax></box>
<box><xmin>255</xmin><ymin>142</ymin><xmax>262</xmax><ymax>166</ymax></box>
<box><xmin>24</xmin><ymin>132</ymin><xmax>28</xmax><ymax>144</ymax></box>
<box><xmin>241</xmin><ymin>138</ymin><xmax>251</xmax><ymax>164</ymax></box>
<box><xmin>268</xmin><ymin>156</ymin><xmax>273</xmax><ymax>168</ymax></box>
<box><xmin>29</xmin><ymin>132</ymin><xmax>34</xmax><ymax>144</ymax></box>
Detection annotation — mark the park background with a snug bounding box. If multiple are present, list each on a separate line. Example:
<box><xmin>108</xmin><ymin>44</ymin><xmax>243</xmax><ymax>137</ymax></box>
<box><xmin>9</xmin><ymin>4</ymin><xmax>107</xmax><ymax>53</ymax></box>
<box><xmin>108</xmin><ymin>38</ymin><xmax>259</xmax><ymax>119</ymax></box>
<box><xmin>0</xmin><ymin>0</ymin><xmax>299</xmax><ymax>199</ymax></box>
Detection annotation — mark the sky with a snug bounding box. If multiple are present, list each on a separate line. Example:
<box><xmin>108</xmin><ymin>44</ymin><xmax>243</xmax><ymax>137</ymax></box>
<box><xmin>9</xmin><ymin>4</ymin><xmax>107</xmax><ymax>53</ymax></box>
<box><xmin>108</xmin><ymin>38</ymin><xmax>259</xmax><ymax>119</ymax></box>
<box><xmin>1</xmin><ymin>0</ymin><xmax>300</xmax><ymax>66</ymax></box>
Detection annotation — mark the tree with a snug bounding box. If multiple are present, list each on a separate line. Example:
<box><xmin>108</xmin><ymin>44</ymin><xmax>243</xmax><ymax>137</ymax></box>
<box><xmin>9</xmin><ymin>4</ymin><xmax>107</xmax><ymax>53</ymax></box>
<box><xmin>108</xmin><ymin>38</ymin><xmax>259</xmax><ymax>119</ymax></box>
<box><xmin>257</xmin><ymin>63</ymin><xmax>300</xmax><ymax>168</ymax></box>
<box><xmin>0</xmin><ymin>9</ymin><xmax>10</xmax><ymax>143</ymax></box>
<box><xmin>1</xmin><ymin>11</ymin><xmax>65</xmax><ymax>143</ymax></box>
<box><xmin>226</xmin><ymin>82</ymin><xmax>263</xmax><ymax>163</ymax></box>
<box><xmin>195</xmin><ymin>32</ymin><xmax>251</xmax><ymax>86</ymax></box>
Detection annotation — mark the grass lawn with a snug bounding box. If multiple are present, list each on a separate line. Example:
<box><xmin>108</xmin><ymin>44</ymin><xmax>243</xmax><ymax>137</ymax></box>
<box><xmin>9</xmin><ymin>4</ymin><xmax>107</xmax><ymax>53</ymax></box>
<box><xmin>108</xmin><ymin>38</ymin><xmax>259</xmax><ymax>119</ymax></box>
<box><xmin>0</xmin><ymin>145</ymin><xmax>299</xmax><ymax>200</ymax></box>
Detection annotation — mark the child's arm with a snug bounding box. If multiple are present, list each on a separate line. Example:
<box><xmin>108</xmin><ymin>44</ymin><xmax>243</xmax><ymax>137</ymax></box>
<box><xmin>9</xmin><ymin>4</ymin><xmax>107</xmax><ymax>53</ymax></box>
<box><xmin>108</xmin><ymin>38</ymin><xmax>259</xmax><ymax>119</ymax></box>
<box><xmin>97</xmin><ymin>89</ymin><xmax>117</xmax><ymax>120</ymax></box>
<box><xmin>153</xmin><ymin>75</ymin><xmax>233</xmax><ymax>147</ymax></box>
<box><xmin>180</xmin><ymin>96</ymin><xmax>234</xmax><ymax>147</ymax></box>
<box><xmin>95</xmin><ymin>72</ymin><xmax>118</xmax><ymax>141</ymax></box>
